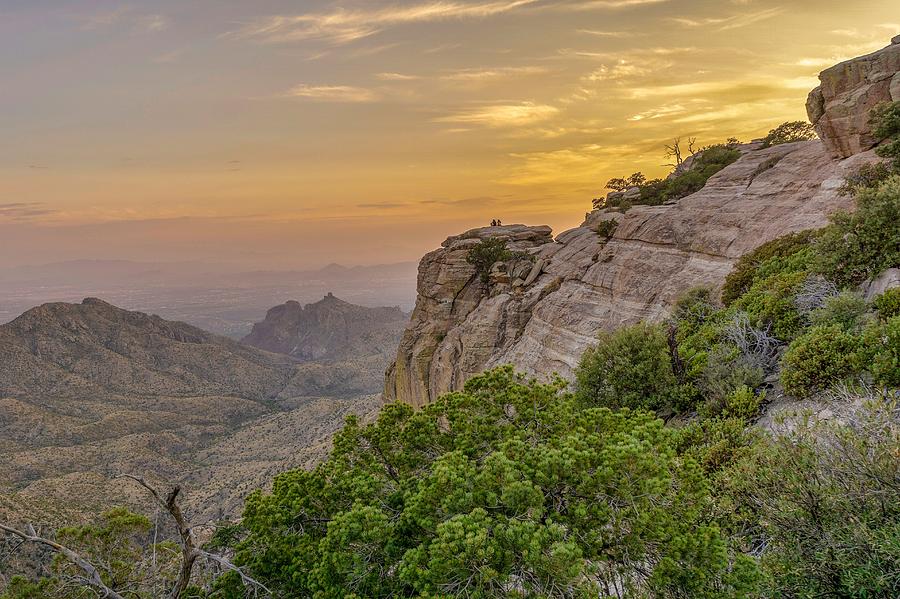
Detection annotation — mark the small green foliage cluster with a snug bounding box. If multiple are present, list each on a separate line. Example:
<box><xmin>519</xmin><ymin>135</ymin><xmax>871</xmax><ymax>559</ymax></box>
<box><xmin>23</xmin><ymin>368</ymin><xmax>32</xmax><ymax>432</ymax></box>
<box><xmin>594</xmin><ymin>218</ymin><xmax>618</xmax><ymax>240</ymax></box>
<box><xmin>465</xmin><ymin>237</ymin><xmax>513</xmax><ymax>284</ymax></box>
<box><xmin>605</xmin><ymin>172</ymin><xmax>646</xmax><ymax>192</ymax></box>
<box><xmin>760</xmin><ymin>120</ymin><xmax>817</xmax><ymax>147</ymax></box>
<box><xmin>601</xmin><ymin>142</ymin><xmax>741</xmax><ymax>211</ymax></box>
<box><xmin>871</xmin><ymin>100</ymin><xmax>900</xmax><ymax>169</ymax></box>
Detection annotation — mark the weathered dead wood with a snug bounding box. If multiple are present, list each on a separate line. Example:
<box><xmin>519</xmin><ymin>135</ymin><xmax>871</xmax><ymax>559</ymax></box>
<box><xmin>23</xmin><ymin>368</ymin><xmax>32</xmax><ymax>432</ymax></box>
<box><xmin>0</xmin><ymin>522</ymin><xmax>126</xmax><ymax>599</ymax></box>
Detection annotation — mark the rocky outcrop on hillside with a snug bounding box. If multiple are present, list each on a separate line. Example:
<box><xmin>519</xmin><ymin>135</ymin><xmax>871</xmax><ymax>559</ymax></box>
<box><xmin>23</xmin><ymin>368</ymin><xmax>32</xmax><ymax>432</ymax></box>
<box><xmin>387</xmin><ymin>40</ymin><xmax>900</xmax><ymax>407</ymax></box>
<box><xmin>807</xmin><ymin>35</ymin><xmax>900</xmax><ymax>158</ymax></box>
<box><xmin>242</xmin><ymin>293</ymin><xmax>408</xmax><ymax>363</ymax></box>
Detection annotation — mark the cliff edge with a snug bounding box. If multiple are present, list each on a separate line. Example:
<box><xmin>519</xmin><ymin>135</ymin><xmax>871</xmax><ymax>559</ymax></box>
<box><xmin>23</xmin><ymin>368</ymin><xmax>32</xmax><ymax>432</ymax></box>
<box><xmin>386</xmin><ymin>39</ymin><xmax>899</xmax><ymax>407</ymax></box>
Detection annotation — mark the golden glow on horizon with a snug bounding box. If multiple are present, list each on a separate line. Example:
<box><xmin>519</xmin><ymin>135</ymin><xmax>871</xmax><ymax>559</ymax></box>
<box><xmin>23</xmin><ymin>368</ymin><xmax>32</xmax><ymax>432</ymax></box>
<box><xmin>1</xmin><ymin>1</ymin><xmax>898</xmax><ymax>268</ymax></box>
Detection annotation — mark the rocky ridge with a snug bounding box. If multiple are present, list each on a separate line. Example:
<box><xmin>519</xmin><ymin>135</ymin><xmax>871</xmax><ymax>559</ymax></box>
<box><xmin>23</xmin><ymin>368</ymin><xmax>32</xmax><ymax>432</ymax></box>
<box><xmin>242</xmin><ymin>293</ymin><xmax>408</xmax><ymax>363</ymax></box>
<box><xmin>386</xmin><ymin>39</ymin><xmax>900</xmax><ymax>408</ymax></box>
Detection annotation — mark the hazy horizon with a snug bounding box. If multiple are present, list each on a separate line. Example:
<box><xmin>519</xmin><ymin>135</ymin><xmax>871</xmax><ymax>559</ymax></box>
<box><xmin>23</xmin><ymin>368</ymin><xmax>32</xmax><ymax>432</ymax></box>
<box><xmin>2</xmin><ymin>0</ymin><xmax>898</xmax><ymax>270</ymax></box>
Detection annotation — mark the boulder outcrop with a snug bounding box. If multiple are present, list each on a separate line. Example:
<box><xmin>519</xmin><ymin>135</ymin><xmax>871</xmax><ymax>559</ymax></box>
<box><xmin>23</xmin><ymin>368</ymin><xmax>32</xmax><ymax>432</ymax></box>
<box><xmin>807</xmin><ymin>36</ymin><xmax>900</xmax><ymax>158</ymax></box>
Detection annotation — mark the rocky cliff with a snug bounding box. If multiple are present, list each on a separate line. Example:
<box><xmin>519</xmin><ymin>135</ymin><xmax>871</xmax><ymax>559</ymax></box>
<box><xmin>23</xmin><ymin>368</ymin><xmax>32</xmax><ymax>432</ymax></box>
<box><xmin>386</xmin><ymin>40</ymin><xmax>899</xmax><ymax>408</ymax></box>
<box><xmin>242</xmin><ymin>293</ymin><xmax>408</xmax><ymax>363</ymax></box>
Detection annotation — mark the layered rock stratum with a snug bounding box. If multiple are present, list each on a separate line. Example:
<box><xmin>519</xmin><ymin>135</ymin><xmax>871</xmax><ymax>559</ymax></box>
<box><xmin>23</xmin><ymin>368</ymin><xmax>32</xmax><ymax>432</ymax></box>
<box><xmin>386</xmin><ymin>38</ymin><xmax>900</xmax><ymax>408</ymax></box>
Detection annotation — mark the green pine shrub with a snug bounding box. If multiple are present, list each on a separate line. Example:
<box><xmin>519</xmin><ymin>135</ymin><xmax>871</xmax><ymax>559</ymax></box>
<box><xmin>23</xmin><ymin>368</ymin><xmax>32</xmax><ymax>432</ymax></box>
<box><xmin>575</xmin><ymin>322</ymin><xmax>680</xmax><ymax>411</ymax></box>
<box><xmin>780</xmin><ymin>325</ymin><xmax>861</xmax><ymax>397</ymax></box>
<box><xmin>215</xmin><ymin>366</ymin><xmax>761</xmax><ymax>598</ymax></box>
<box><xmin>760</xmin><ymin>120</ymin><xmax>817</xmax><ymax>147</ymax></box>
<box><xmin>814</xmin><ymin>176</ymin><xmax>900</xmax><ymax>287</ymax></box>
<box><xmin>874</xmin><ymin>288</ymin><xmax>900</xmax><ymax>320</ymax></box>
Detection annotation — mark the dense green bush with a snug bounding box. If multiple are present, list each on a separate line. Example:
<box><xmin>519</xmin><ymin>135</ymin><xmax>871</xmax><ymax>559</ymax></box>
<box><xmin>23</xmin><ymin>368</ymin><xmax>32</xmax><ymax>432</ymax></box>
<box><xmin>760</xmin><ymin>120</ymin><xmax>817</xmax><ymax>147</ymax></box>
<box><xmin>871</xmin><ymin>100</ymin><xmax>900</xmax><ymax>169</ymax></box>
<box><xmin>808</xmin><ymin>290</ymin><xmax>869</xmax><ymax>331</ymax></box>
<box><xmin>575</xmin><ymin>322</ymin><xmax>680</xmax><ymax>411</ymax></box>
<box><xmin>721</xmin><ymin>230</ymin><xmax>816</xmax><ymax>305</ymax></box>
<box><xmin>874</xmin><ymin>288</ymin><xmax>900</xmax><ymax>320</ymax></box>
<box><xmin>780</xmin><ymin>325</ymin><xmax>861</xmax><ymax>397</ymax></box>
<box><xmin>814</xmin><ymin>176</ymin><xmax>900</xmax><ymax>287</ymax></box>
<box><xmin>217</xmin><ymin>367</ymin><xmax>760</xmax><ymax>598</ymax></box>
<box><xmin>859</xmin><ymin>316</ymin><xmax>900</xmax><ymax>387</ymax></box>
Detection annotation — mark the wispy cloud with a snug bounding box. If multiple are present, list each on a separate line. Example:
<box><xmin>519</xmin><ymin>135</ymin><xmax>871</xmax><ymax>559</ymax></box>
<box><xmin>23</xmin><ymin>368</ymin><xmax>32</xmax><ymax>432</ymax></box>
<box><xmin>436</xmin><ymin>102</ymin><xmax>559</xmax><ymax>127</ymax></box>
<box><xmin>0</xmin><ymin>203</ymin><xmax>56</xmax><ymax>222</ymax></box>
<box><xmin>440</xmin><ymin>66</ymin><xmax>549</xmax><ymax>81</ymax></box>
<box><xmin>84</xmin><ymin>7</ymin><xmax>168</xmax><ymax>33</ymax></box>
<box><xmin>563</xmin><ymin>0</ymin><xmax>668</xmax><ymax>8</ymax></box>
<box><xmin>376</xmin><ymin>72</ymin><xmax>421</xmax><ymax>81</ymax></box>
<box><xmin>229</xmin><ymin>1</ymin><xmax>540</xmax><ymax>45</ymax></box>
<box><xmin>285</xmin><ymin>84</ymin><xmax>378</xmax><ymax>102</ymax></box>
<box><xmin>671</xmin><ymin>7</ymin><xmax>784</xmax><ymax>31</ymax></box>
<box><xmin>628</xmin><ymin>103</ymin><xmax>688</xmax><ymax>121</ymax></box>
<box><xmin>577</xmin><ymin>29</ymin><xmax>633</xmax><ymax>38</ymax></box>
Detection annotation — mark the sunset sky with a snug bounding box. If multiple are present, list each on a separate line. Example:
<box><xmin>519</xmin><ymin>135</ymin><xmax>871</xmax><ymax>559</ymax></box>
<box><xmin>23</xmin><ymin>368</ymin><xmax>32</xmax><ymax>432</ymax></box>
<box><xmin>2</xmin><ymin>0</ymin><xmax>898</xmax><ymax>269</ymax></box>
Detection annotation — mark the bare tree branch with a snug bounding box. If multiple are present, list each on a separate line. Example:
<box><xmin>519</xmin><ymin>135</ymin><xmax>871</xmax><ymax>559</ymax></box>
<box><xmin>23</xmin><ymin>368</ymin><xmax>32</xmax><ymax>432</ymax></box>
<box><xmin>197</xmin><ymin>549</ymin><xmax>272</xmax><ymax>595</ymax></box>
<box><xmin>0</xmin><ymin>522</ymin><xmax>126</xmax><ymax>599</ymax></box>
<box><xmin>116</xmin><ymin>474</ymin><xmax>270</xmax><ymax>597</ymax></box>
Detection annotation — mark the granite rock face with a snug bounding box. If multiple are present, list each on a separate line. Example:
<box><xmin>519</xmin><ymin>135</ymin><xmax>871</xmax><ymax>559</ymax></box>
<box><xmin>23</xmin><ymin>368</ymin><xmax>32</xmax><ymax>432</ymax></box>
<box><xmin>386</xmin><ymin>44</ymin><xmax>898</xmax><ymax>407</ymax></box>
<box><xmin>385</xmin><ymin>142</ymin><xmax>873</xmax><ymax>407</ymax></box>
<box><xmin>807</xmin><ymin>36</ymin><xmax>900</xmax><ymax>158</ymax></box>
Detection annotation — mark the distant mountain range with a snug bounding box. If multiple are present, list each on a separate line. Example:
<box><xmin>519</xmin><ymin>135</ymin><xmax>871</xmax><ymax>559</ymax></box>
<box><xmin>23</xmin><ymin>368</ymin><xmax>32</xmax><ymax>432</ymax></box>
<box><xmin>0</xmin><ymin>296</ymin><xmax>400</xmax><ymax>524</ymax></box>
<box><xmin>0</xmin><ymin>260</ymin><xmax>417</xmax><ymax>338</ymax></box>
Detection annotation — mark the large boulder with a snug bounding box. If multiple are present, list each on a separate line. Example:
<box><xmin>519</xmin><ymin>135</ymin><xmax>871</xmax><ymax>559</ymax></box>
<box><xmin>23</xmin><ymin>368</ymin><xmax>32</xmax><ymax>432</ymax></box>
<box><xmin>807</xmin><ymin>36</ymin><xmax>900</xmax><ymax>158</ymax></box>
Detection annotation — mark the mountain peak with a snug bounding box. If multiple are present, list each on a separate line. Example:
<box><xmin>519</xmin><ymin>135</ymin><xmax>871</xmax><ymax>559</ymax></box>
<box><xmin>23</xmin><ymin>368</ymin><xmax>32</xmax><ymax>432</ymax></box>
<box><xmin>243</xmin><ymin>297</ymin><xmax>408</xmax><ymax>362</ymax></box>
